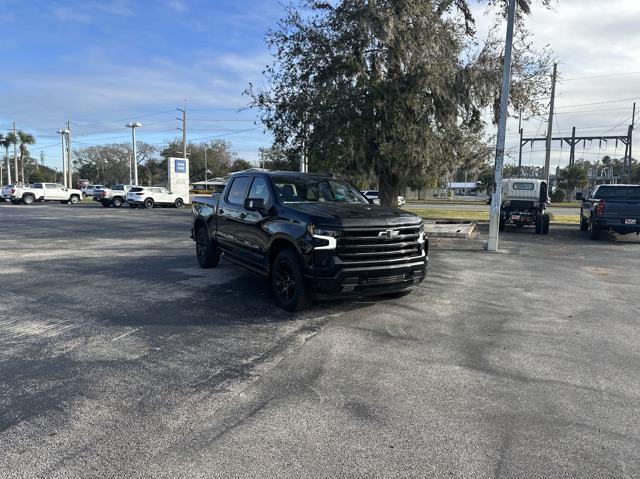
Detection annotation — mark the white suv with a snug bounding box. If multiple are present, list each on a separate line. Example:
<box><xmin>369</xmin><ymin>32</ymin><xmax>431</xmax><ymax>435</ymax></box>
<box><xmin>81</xmin><ymin>184</ymin><xmax>105</xmax><ymax>197</ymax></box>
<box><xmin>126</xmin><ymin>186</ymin><xmax>185</xmax><ymax>209</ymax></box>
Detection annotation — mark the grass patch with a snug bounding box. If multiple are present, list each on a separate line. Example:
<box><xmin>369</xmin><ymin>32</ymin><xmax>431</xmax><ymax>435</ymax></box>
<box><xmin>407</xmin><ymin>208</ymin><xmax>579</xmax><ymax>225</ymax></box>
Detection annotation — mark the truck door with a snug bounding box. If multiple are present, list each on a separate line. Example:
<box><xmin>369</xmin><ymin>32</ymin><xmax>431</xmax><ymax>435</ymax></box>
<box><xmin>44</xmin><ymin>183</ymin><xmax>64</xmax><ymax>200</ymax></box>
<box><xmin>216</xmin><ymin>175</ymin><xmax>252</xmax><ymax>255</ymax></box>
<box><xmin>233</xmin><ymin>176</ymin><xmax>274</xmax><ymax>271</ymax></box>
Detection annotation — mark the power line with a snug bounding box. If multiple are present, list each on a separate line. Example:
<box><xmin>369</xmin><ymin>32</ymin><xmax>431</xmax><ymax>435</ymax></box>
<box><xmin>561</xmin><ymin>71</ymin><xmax>640</xmax><ymax>82</ymax></box>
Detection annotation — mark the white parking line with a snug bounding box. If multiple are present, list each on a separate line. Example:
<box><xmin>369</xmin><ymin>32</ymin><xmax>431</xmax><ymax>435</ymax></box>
<box><xmin>111</xmin><ymin>327</ymin><xmax>142</xmax><ymax>342</ymax></box>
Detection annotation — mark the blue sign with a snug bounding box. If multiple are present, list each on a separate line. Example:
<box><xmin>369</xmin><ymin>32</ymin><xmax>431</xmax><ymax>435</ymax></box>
<box><xmin>174</xmin><ymin>159</ymin><xmax>186</xmax><ymax>173</ymax></box>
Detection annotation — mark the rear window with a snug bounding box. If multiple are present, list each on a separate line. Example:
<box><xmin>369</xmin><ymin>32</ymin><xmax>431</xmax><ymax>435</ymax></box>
<box><xmin>593</xmin><ymin>186</ymin><xmax>627</xmax><ymax>199</ymax></box>
<box><xmin>513</xmin><ymin>182</ymin><xmax>535</xmax><ymax>190</ymax></box>
<box><xmin>627</xmin><ymin>186</ymin><xmax>640</xmax><ymax>201</ymax></box>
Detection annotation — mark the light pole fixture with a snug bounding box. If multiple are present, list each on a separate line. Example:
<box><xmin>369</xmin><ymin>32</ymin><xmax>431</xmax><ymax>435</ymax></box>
<box><xmin>126</xmin><ymin>122</ymin><xmax>142</xmax><ymax>185</ymax></box>
<box><xmin>57</xmin><ymin>129</ymin><xmax>70</xmax><ymax>187</ymax></box>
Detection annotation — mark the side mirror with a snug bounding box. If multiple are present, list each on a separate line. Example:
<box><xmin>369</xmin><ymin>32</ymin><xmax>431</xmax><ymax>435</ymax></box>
<box><xmin>244</xmin><ymin>197</ymin><xmax>265</xmax><ymax>211</ymax></box>
<box><xmin>575</xmin><ymin>192</ymin><xmax>583</xmax><ymax>201</ymax></box>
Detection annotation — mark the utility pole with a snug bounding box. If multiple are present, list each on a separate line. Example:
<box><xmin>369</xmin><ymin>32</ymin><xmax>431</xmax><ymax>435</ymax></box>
<box><xmin>66</xmin><ymin>121</ymin><xmax>73</xmax><ymax>188</ymax></box>
<box><xmin>629</xmin><ymin>102</ymin><xmax>635</xmax><ymax>183</ymax></box>
<box><xmin>126</xmin><ymin>122</ymin><xmax>142</xmax><ymax>185</ymax></box>
<box><xmin>13</xmin><ymin>122</ymin><xmax>18</xmax><ymax>184</ymax></box>
<box><xmin>177</xmin><ymin>100</ymin><xmax>187</xmax><ymax>159</ymax></box>
<box><xmin>487</xmin><ymin>0</ymin><xmax>517</xmax><ymax>252</ymax></box>
<box><xmin>543</xmin><ymin>63</ymin><xmax>558</xmax><ymax>186</ymax></box>
<box><xmin>518</xmin><ymin>111</ymin><xmax>523</xmax><ymax>176</ymax></box>
<box><xmin>569</xmin><ymin>127</ymin><xmax>576</xmax><ymax>166</ymax></box>
<box><xmin>204</xmin><ymin>145</ymin><xmax>208</xmax><ymax>185</ymax></box>
<box><xmin>57</xmin><ymin>129</ymin><xmax>69</xmax><ymax>187</ymax></box>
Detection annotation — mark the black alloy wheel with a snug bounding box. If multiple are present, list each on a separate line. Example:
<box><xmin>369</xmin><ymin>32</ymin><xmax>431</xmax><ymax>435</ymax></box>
<box><xmin>195</xmin><ymin>227</ymin><xmax>220</xmax><ymax>268</ymax></box>
<box><xmin>271</xmin><ymin>249</ymin><xmax>311</xmax><ymax>312</ymax></box>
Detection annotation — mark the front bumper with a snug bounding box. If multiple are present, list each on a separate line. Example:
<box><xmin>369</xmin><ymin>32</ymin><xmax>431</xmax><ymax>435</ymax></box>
<box><xmin>306</xmin><ymin>252</ymin><xmax>428</xmax><ymax>297</ymax></box>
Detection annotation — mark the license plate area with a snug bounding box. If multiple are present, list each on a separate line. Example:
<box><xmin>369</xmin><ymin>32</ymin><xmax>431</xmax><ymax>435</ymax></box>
<box><xmin>625</xmin><ymin>218</ymin><xmax>637</xmax><ymax>225</ymax></box>
<box><xmin>511</xmin><ymin>215</ymin><xmax>521</xmax><ymax>221</ymax></box>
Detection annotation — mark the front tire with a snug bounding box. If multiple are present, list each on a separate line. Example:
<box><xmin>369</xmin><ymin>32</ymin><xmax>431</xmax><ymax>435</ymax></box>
<box><xmin>69</xmin><ymin>195</ymin><xmax>80</xmax><ymax>204</ymax></box>
<box><xmin>195</xmin><ymin>227</ymin><xmax>220</xmax><ymax>268</ymax></box>
<box><xmin>143</xmin><ymin>198</ymin><xmax>154</xmax><ymax>209</ymax></box>
<box><xmin>271</xmin><ymin>249</ymin><xmax>312</xmax><ymax>312</ymax></box>
<box><xmin>174</xmin><ymin>198</ymin><xmax>184</xmax><ymax>208</ymax></box>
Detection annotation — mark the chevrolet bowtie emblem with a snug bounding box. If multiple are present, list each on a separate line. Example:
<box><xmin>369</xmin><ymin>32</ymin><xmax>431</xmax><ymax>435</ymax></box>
<box><xmin>378</xmin><ymin>229</ymin><xmax>400</xmax><ymax>239</ymax></box>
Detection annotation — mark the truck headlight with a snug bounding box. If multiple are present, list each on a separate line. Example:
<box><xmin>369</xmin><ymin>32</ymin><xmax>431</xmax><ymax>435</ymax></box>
<box><xmin>418</xmin><ymin>223</ymin><xmax>426</xmax><ymax>244</ymax></box>
<box><xmin>308</xmin><ymin>226</ymin><xmax>339</xmax><ymax>250</ymax></box>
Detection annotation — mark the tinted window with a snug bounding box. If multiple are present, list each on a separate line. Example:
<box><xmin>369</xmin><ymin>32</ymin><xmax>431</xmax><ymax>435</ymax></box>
<box><xmin>272</xmin><ymin>176</ymin><xmax>368</xmax><ymax>204</ymax></box>
<box><xmin>627</xmin><ymin>186</ymin><xmax>640</xmax><ymax>201</ymax></box>
<box><xmin>593</xmin><ymin>186</ymin><xmax>626</xmax><ymax>200</ymax></box>
<box><xmin>227</xmin><ymin>176</ymin><xmax>251</xmax><ymax>205</ymax></box>
<box><xmin>248</xmin><ymin>177</ymin><xmax>271</xmax><ymax>203</ymax></box>
<box><xmin>130</xmin><ymin>187</ymin><xmax>144</xmax><ymax>192</ymax></box>
<box><xmin>32</xmin><ymin>183</ymin><xmax>43</xmax><ymax>188</ymax></box>
<box><xmin>513</xmin><ymin>182</ymin><xmax>534</xmax><ymax>190</ymax></box>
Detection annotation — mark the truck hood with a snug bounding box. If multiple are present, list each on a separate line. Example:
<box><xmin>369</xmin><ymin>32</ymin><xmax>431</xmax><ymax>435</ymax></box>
<box><xmin>284</xmin><ymin>202</ymin><xmax>421</xmax><ymax>228</ymax></box>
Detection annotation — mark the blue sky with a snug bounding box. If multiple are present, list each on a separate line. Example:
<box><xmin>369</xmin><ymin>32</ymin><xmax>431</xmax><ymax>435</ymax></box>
<box><xmin>0</xmin><ymin>0</ymin><xmax>283</xmax><ymax>169</ymax></box>
<box><xmin>2</xmin><ymin>0</ymin><xmax>640</xmax><ymax>175</ymax></box>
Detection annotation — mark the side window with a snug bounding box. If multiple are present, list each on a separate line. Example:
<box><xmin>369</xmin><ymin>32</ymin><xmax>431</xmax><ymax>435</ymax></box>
<box><xmin>248</xmin><ymin>177</ymin><xmax>271</xmax><ymax>204</ymax></box>
<box><xmin>32</xmin><ymin>183</ymin><xmax>42</xmax><ymax>188</ymax></box>
<box><xmin>226</xmin><ymin>176</ymin><xmax>251</xmax><ymax>205</ymax></box>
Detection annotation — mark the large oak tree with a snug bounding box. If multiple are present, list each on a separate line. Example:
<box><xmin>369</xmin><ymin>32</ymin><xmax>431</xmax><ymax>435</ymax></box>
<box><xmin>249</xmin><ymin>0</ymin><xmax>554</xmax><ymax>206</ymax></box>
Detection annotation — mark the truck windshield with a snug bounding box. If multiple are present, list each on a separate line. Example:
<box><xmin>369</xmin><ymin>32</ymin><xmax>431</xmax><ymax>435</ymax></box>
<box><xmin>272</xmin><ymin>177</ymin><xmax>368</xmax><ymax>204</ymax></box>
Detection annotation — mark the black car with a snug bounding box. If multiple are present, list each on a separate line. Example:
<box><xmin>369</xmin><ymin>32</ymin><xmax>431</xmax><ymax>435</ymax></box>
<box><xmin>191</xmin><ymin>171</ymin><xmax>428</xmax><ymax>311</ymax></box>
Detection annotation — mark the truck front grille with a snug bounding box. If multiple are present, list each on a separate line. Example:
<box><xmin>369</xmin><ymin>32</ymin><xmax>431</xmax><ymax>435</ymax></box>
<box><xmin>336</xmin><ymin>224</ymin><xmax>422</xmax><ymax>264</ymax></box>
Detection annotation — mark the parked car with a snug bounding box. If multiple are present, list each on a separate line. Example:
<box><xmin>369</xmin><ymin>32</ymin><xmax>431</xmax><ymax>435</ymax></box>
<box><xmin>499</xmin><ymin>179</ymin><xmax>550</xmax><ymax>234</ymax></box>
<box><xmin>192</xmin><ymin>171</ymin><xmax>428</xmax><ymax>311</ymax></box>
<box><xmin>93</xmin><ymin>184</ymin><xmax>133</xmax><ymax>207</ymax></box>
<box><xmin>126</xmin><ymin>186</ymin><xmax>185</xmax><ymax>209</ymax></box>
<box><xmin>580</xmin><ymin>184</ymin><xmax>640</xmax><ymax>240</ymax></box>
<box><xmin>1</xmin><ymin>183</ymin><xmax>83</xmax><ymax>205</ymax></box>
<box><xmin>362</xmin><ymin>190</ymin><xmax>406</xmax><ymax>207</ymax></box>
<box><xmin>81</xmin><ymin>184</ymin><xmax>105</xmax><ymax>198</ymax></box>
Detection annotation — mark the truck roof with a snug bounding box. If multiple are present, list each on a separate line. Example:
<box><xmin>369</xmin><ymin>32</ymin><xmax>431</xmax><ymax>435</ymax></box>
<box><xmin>229</xmin><ymin>170</ymin><xmax>334</xmax><ymax>178</ymax></box>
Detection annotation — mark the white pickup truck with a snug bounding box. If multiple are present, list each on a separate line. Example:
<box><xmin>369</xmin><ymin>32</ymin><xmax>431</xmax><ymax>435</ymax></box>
<box><xmin>2</xmin><ymin>183</ymin><xmax>83</xmax><ymax>205</ymax></box>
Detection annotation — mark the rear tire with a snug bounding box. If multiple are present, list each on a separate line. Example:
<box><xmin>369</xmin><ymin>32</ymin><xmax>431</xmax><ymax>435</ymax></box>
<box><xmin>589</xmin><ymin>219</ymin><xmax>601</xmax><ymax>240</ymax></box>
<box><xmin>22</xmin><ymin>194</ymin><xmax>34</xmax><ymax>205</ymax></box>
<box><xmin>499</xmin><ymin>216</ymin><xmax>505</xmax><ymax>232</ymax></box>
<box><xmin>11</xmin><ymin>199</ymin><xmax>21</xmax><ymax>205</ymax></box>
<box><xmin>195</xmin><ymin>227</ymin><xmax>220</xmax><ymax>268</ymax></box>
<box><xmin>101</xmin><ymin>201</ymin><xmax>110</xmax><ymax>207</ymax></box>
<box><xmin>143</xmin><ymin>198</ymin><xmax>154</xmax><ymax>209</ymax></box>
<box><xmin>535</xmin><ymin>213</ymin><xmax>543</xmax><ymax>234</ymax></box>
<box><xmin>174</xmin><ymin>198</ymin><xmax>184</xmax><ymax>208</ymax></box>
<box><xmin>580</xmin><ymin>212</ymin><xmax>588</xmax><ymax>231</ymax></box>
<box><xmin>271</xmin><ymin>248</ymin><xmax>312</xmax><ymax>312</ymax></box>
<box><xmin>542</xmin><ymin>213</ymin><xmax>550</xmax><ymax>235</ymax></box>
<box><xmin>112</xmin><ymin>197</ymin><xmax>123</xmax><ymax>207</ymax></box>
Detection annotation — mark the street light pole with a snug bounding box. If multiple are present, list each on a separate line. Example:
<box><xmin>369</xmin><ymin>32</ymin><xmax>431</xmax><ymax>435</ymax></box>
<box><xmin>487</xmin><ymin>0</ymin><xmax>517</xmax><ymax>252</ymax></box>
<box><xmin>66</xmin><ymin>121</ymin><xmax>73</xmax><ymax>188</ymax></box>
<box><xmin>204</xmin><ymin>145</ymin><xmax>208</xmax><ymax>185</ymax></box>
<box><xmin>57</xmin><ymin>129</ymin><xmax>69</xmax><ymax>187</ymax></box>
<box><xmin>126</xmin><ymin>122</ymin><xmax>142</xmax><ymax>185</ymax></box>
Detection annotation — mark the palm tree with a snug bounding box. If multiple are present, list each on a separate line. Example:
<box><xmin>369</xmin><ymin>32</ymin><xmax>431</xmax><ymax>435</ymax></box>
<box><xmin>559</xmin><ymin>165</ymin><xmax>588</xmax><ymax>200</ymax></box>
<box><xmin>17</xmin><ymin>130</ymin><xmax>35</xmax><ymax>184</ymax></box>
<box><xmin>5</xmin><ymin>131</ymin><xmax>18</xmax><ymax>183</ymax></box>
<box><xmin>0</xmin><ymin>134</ymin><xmax>10</xmax><ymax>184</ymax></box>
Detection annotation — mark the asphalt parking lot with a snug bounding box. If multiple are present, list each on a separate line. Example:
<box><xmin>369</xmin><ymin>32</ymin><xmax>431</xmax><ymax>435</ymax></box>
<box><xmin>1</xmin><ymin>201</ymin><xmax>640</xmax><ymax>478</ymax></box>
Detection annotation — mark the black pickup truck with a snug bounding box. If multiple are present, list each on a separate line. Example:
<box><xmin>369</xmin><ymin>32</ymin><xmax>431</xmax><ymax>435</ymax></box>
<box><xmin>580</xmin><ymin>184</ymin><xmax>640</xmax><ymax>240</ymax></box>
<box><xmin>191</xmin><ymin>171</ymin><xmax>428</xmax><ymax>311</ymax></box>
